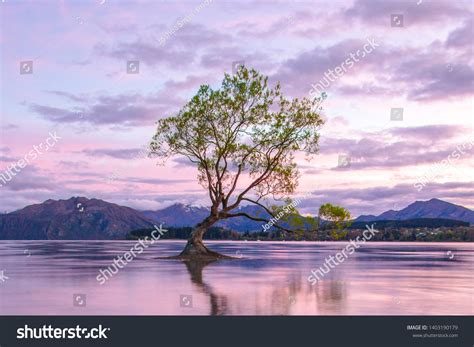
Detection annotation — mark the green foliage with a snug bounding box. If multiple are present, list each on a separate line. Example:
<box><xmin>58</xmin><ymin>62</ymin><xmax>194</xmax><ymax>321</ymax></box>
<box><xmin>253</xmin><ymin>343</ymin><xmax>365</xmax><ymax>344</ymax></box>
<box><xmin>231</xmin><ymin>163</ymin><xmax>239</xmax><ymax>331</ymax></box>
<box><xmin>150</xmin><ymin>66</ymin><xmax>325</xmax><ymax>218</ymax></box>
<box><xmin>318</xmin><ymin>203</ymin><xmax>352</xmax><ymax>239</ymax></box>
<box><xmin>319</xmin><ymin>203</ymin><xmax>352</xmax><ymax>228</ymax></box>
<box><xmin>330</xmin><ymin>230</ymin><xmax>348</xmax><ymax>240</ymax></box>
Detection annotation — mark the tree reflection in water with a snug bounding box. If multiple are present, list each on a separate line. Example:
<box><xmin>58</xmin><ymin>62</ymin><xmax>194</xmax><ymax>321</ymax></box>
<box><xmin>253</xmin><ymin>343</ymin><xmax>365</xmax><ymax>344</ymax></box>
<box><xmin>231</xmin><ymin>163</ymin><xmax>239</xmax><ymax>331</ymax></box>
<box><xmin>183</xmin><ymin>260</ymin><xmax>229</xmax><ymax>316</ymax></box>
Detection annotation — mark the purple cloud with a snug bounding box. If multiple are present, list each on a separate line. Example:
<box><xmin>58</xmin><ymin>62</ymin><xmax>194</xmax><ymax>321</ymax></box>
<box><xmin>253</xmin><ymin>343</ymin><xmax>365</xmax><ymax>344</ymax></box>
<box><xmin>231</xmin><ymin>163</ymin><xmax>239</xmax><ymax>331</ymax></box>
<box><xmin>96</xmin><ymin>24</ymin><xmax>231</xmax><ymax>67</ymax></box>
<box><xmin>446</xmin><ymin>19</ymin><xmax>474</xmax><ymax>48</ymax></box>
<box><xmin>80</xmin><ymin>148</ymin><xmax>146</xmax><ymax>159</ymax></box>
<box><xmin>345</xmin><ymin>0</ymin><xmax>469</xmax><ymax>26</ymax></box>
<box><xmin>316</xmin><ymin>125</ymin><xmax>473</xmax><ymax>170</ymax></box>
<box><xmin>27</xmin><ymin>90</ymin><xmax>184</xmax><ymax>127</ymax></box>
<box><xmin>398</xmin><ymin>60</ymin><xmax>474</xmax><ymax>101</ymax></box>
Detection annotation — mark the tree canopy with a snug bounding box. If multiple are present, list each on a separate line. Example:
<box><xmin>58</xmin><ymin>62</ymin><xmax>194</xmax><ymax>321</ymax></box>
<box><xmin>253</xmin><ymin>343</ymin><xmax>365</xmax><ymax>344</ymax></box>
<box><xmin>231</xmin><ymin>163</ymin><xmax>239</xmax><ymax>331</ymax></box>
<box><xmin>318</xmin><ymin>203</ymin><xmax>352</xmax><ymax>239</ymax></box>
<box><xmin>150</xmin><ymin>67</ymin><xmax>325</xmax><ymax>233</ymax></box>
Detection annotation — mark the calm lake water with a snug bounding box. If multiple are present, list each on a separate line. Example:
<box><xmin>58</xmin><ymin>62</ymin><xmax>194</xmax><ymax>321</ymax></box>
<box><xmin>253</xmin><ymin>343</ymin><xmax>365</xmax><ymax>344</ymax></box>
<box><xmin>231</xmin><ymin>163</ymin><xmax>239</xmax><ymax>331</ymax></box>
<box><xmin>0</xmin><ymin>241</ymin><xmax>472</xmax><ymax>315</ymax></box>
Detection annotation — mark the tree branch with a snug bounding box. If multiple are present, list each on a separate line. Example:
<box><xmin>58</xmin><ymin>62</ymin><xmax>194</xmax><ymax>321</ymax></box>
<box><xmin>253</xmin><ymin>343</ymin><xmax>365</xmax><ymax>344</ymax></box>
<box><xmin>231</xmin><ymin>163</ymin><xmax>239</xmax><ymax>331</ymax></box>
<box><xmin>221</xmin><ymin>212</ymin><xmax>304</xmax><ymax>234</ymax></box>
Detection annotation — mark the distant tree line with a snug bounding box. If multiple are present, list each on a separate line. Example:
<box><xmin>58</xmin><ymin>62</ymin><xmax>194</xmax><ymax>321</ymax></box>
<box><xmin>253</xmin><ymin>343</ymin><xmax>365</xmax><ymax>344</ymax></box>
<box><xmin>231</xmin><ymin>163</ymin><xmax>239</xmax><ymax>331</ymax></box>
<box><xmin>348</xmin><ymin>218</ymin><xmax>468</xmax><ymax>229</ymax></box>
<box><xmin>127</xmin><ymin>223</ymin><xmax>474</xmax><ymax>242</ymax></box>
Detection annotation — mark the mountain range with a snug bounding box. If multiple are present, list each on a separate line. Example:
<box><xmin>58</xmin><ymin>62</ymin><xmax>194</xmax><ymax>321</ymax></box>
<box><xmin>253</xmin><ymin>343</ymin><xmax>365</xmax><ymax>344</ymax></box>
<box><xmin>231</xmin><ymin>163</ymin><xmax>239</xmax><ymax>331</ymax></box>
<box><xmin>0</xmin><ymin>197</ymin><xmax>472</xmax><ymax>239</ymax></box>
<box><xmin>355</xmin><ymin>198</ymin><xmax>474</xmax><ymax>224</ymax></box>
<box><xmin>143</xmin><ymin>203</ymin><xmax>271</xmax><ymax>231</ymax></box>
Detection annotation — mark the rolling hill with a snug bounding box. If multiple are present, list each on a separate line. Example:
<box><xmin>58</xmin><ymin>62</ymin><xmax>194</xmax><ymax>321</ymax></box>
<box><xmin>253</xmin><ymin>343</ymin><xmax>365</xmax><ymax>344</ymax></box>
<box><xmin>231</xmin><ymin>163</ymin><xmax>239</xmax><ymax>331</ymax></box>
<box><xmin>0</xmin><ymin>197</ymin><xmax>154</xmax><ymax>240</ymax></box>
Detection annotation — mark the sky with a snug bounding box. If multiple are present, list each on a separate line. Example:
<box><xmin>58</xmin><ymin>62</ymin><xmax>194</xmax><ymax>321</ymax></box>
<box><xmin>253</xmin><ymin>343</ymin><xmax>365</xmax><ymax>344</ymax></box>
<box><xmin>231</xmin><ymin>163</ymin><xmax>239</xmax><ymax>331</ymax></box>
<box><xmin>0</xmin><ymin>0</ymin><xmax>473</xmax><ymax>217</ymax></box>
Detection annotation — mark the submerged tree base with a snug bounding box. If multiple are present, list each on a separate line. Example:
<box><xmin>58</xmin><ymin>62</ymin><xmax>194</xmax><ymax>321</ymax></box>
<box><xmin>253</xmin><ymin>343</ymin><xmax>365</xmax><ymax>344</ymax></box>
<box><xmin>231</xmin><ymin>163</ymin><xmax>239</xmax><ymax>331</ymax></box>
<box><xmin>169</xmin><ymin>240</ymin><xmax>233</xmax><ymax>260</ymax></box>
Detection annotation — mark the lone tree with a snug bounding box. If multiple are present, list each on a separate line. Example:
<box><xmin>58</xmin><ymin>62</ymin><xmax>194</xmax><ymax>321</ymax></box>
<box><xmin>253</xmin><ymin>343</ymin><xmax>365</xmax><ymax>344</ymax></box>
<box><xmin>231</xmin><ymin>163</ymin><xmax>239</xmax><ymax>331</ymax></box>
<box><xmin>150</xmin><ymin>67</ymin><xmax>325</xmax><ymax>259</ymax></box>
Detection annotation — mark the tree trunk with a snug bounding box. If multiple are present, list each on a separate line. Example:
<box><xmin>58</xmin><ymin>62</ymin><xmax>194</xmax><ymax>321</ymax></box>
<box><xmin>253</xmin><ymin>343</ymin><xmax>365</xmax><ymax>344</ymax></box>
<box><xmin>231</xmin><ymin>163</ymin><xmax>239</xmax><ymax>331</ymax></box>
<box><xmin>176</xmin><ymin>216</ymin><xmax>230</xmax><ymax>259</ymax></box>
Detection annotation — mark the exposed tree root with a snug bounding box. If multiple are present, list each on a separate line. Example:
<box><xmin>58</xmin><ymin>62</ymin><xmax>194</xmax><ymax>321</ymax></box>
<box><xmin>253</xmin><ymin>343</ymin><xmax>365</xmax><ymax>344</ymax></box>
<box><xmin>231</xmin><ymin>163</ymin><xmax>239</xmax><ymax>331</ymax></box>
<box><xmin>169</xmin><ymin>239</ymin><xmax>233</xmax><ymax>260</ymax></box>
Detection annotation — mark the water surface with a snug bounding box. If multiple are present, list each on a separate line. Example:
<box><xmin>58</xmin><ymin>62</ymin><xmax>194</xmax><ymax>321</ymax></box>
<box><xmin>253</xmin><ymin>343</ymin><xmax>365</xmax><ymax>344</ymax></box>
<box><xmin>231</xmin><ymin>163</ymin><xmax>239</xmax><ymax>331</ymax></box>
<box><xmin>0</xmin><ymin>241</ymin><xmax>472</xmax><ymax>315</ymax></box>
